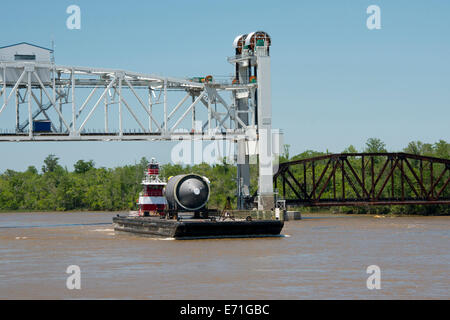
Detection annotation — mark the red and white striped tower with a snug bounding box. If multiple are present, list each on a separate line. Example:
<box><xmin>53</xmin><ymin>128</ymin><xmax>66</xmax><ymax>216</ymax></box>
<box><xmin>138</xmin><ymin>158</ymin><xmax>167</xmax><ymax>216</ymax></box>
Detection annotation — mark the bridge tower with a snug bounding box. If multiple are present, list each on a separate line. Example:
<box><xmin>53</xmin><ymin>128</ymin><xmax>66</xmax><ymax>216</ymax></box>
<box><xmin>230</xmin><ymin>32</ymin><xmax>274</xmax><ymax>211</ymax></box>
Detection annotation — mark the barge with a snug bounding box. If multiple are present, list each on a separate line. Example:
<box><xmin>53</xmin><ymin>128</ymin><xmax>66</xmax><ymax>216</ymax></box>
<box><xmin>112</xmin><ymin>158</ymin><xmax>284</xmax><ymax>239</ymax></box>
<box><xmin>113</xmin><ymin>215</ymin><xmax>284</xmax><ymax>239</ymax></box>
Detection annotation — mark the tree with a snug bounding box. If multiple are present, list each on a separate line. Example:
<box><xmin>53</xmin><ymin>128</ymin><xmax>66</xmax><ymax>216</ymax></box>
<box><xmin>139</xmin><ymin>157</ymin><xmax>149</xmax><ymax>168</ymax></box>
<box><xmin>291</xmin><ymin>150</ymin><xmax>327</xmax><ymax>161</ymax></box>
<box><xmin>343</xmin><ymin>145</ymin><xmax>358</xmax><ymax>154</ymax></box>
<box><xmin>42</xmin><ymin>154</ymin><xmax>61</xmax><ymax>173</ymax></box>
<box><xmin>26</xmin><ymin>166</ymin><xmax>38</xmax><ymax>175</ymax></box>
<box><xmin>365</xmin><ymin>138</ymin><xmax>387</xmax><ymax>153</ymax></box>
<box><xmin>404</xmin><ymin>141</ymin><xmax>423</xmax><ymax>155</ymax></box>
<box><xmin>74</xmin><ymin>160</ymin><xmax>95</xmax><ymax>174</ymax></box>
<box><xmin>282</xmin><ymin>144</ymin><xmax>290</xmax><ymax>161</ymax></box>
<box><xmin>433</xmin><ymin>140</ymin><xmax>449</xmax><ymax>159</ymax></box>
<box><xmin>403</xmin><ymin>141</ymin><xmax>431</xmax><ymax>155</ymax></box>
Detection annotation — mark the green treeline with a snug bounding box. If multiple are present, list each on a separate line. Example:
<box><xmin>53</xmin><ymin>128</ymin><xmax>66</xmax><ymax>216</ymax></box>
<box><xmin>0</xmin><ymin>138</ymin><xmax>448</xmax><ymax>214</ymax></box>
<box><xmin>0</xmin><ymin>156</ymin><xmax>238</xmax><ymax>212</ymax></box>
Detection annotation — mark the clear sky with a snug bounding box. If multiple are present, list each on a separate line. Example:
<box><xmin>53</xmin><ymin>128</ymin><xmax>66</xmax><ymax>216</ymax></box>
<box><xmin>0</xmin><ymin>0</ymin><xmax>449</xmax><ymax>172</ymax></box>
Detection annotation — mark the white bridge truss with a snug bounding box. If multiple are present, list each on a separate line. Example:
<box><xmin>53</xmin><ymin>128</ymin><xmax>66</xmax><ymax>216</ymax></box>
<box><xmin>1</xmin><ymin>31</ymin><xmax>276</xmax><ymax>211</ymax></box>
<box><xmin>0</xmin><ymin>62</ymin><xmax>258</xmax><ymax>142</ymax></box>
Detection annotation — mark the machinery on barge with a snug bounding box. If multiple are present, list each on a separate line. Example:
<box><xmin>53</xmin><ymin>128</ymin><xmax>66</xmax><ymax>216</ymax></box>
<box><xmin>113</xmin><ymin>158</ymin><xmax>284</xmax><ymax>239</ymax></box>
<box><xmin>130</xmin><ymin>158</ymin><xmax>212</xmax><ymax>219</ymax></box>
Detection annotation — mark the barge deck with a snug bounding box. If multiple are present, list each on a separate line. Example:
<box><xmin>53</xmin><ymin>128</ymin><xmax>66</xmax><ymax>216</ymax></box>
<box><xmin>113</xmin><ymin>215</ymin><xmax>284</xmax><ymax>239</ymax></box>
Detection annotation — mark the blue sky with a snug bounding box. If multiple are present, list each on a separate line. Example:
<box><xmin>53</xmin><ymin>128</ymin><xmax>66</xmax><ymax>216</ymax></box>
<box><xmin>0</xmin><ymin>0</ymin><xmax>449</xmax><ymax>171</ymax></box>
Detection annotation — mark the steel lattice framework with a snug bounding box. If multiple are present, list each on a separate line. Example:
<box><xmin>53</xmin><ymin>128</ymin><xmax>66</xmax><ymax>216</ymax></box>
<box><xmin>0</xmin><ymin>62</ymin><xmax>258</xmax><ymax>142</ymax></box>
<box><xmin>274</xmin><ymin>153</ymin><xmax>450</xmax><ymax>207</ymax></box>
<box><xmin>0</xmin><ymin>33</ymin><xmax>276</xmax><ymax>211</ymax></box>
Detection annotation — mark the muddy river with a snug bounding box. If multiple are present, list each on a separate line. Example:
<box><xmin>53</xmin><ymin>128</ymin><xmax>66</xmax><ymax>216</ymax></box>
<box><xmin>0</xmin><ymin>212</ymin><xmax>448</xmax><ymax>299</ymax></box>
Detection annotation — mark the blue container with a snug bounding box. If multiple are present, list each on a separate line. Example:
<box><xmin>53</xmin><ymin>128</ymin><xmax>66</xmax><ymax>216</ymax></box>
<box><xmin>33</xmin><ymin>120</ymin><xmax>51</xmax><ymax>132</ymax></box>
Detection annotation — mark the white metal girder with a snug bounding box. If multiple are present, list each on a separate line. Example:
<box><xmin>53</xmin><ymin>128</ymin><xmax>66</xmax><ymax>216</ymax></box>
<box><xmin>0</xmin><ymin>61</ymin><xmax>257</xmax><ymax>142</ymax></box>
<box><xmin>171</xmin><ymin>91</ymin><xmax>206</xmax><ymax>131</ymax></box>
<box><xmin>78</xmin><ymin>77</ymin><xmax>116</xmax><ymax>133</ymax></box>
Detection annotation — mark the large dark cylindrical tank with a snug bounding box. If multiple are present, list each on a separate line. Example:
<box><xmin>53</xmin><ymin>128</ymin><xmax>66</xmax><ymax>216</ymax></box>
<box><xmin>164</xmin><ymin>174</ymin><xmax>210</xmax><ymax>211</ymax></box>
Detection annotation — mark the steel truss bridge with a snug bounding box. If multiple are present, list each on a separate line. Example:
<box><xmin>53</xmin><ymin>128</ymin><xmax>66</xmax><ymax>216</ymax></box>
<box><xmin>274</xmin><ymin>153</ymin><xmax>450</xmax><ymax>207</ymax></box>
<box><xmin>0</xmin><ymin>62</ymin><xmax>258</xmax><ymax>142</ymax></box>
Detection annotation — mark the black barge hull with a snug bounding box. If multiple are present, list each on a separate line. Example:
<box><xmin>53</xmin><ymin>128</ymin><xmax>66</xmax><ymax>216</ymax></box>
<box><xmin>113</xmin><ymin>216</ymin><xmax>284</xmax><ymax>239</ymax></box>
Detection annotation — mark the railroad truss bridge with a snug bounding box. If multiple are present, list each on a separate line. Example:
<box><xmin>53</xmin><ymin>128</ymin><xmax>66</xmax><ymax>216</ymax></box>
<box><xmin>274</xmin><ymin>153</ymin><xmax>450</xmax><ymax>207</ymax></box>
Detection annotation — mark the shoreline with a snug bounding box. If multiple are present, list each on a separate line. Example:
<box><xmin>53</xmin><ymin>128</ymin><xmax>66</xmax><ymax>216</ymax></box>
<box><xmin>0</xmin><ymin>210</ymin><xmax>448</xmax><ymax>217</ymax></box>
<box><xmin>0</xmin><ymin>210</ymin><xmax>127</xmax><ymax>214</ymax></box>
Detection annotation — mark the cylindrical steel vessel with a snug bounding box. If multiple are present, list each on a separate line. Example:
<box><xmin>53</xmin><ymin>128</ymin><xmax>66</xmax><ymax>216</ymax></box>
<box><xmin>164</xmin><ymin>174</ymin><xmax>210</xmax><ymax>211</ymax></box>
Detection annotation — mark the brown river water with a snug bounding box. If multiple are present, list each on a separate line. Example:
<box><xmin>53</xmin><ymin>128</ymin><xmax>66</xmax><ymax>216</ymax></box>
<box><xmin>0</xmin><ymin>212</ymin><xmax>449</xmax><ymax>299</ymax></box>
